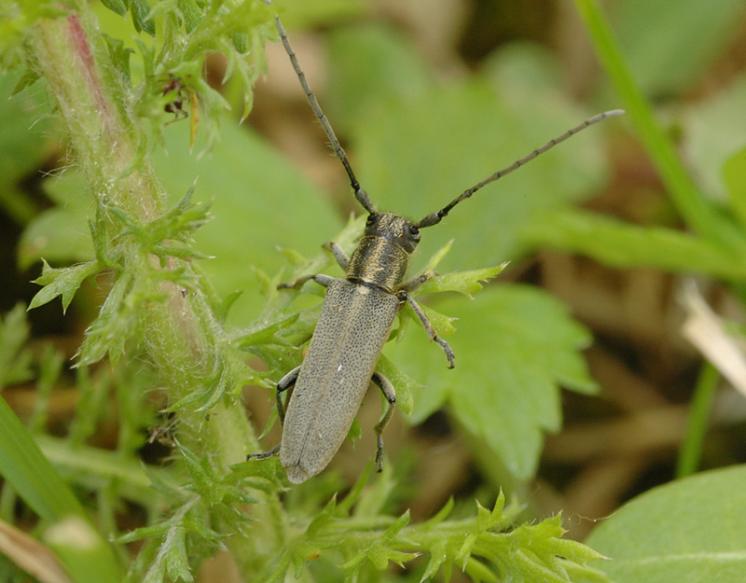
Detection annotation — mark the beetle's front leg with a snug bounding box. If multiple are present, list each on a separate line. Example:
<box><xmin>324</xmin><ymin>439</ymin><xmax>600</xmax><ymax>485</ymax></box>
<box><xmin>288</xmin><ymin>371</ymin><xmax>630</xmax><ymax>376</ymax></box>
<box><xmin>323</xmin><ymin>241</ymin><xmax>349</xmax><ymax>270</ymax></box>
<box><xmin>371</xmin><ymin>372</ymin><xmax>396</xmax><ymax>472</ymax></box>
<box><xmin>278</xmin><ymin>273</ymin><xmax>335</xmax><ymax>290</ymax></box>
<box><xmin>399</xmin><ymin>291</ymin><xmax>456</xmax><ymax>369</ymax></box>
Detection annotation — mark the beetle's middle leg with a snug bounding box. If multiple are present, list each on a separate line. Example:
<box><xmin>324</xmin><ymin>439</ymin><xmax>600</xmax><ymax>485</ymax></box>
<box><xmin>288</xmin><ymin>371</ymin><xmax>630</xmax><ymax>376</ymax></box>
<box><xmin>399</xmin><ymin>292</ymin><xmax>456</xmax><ymax>369</ymax></box>
<box><xmin>371</xmin><ymin>372</ymin><xmax>396</xmax><ymax>472</ymax></box>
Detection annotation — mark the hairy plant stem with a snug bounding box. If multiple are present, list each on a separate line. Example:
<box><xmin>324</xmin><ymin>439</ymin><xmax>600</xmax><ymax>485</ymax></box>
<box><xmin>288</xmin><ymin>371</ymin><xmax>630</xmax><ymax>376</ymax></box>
<box><xmin>31</xmin><ymin>3</ymin><xmax>284</xmax><ymax>575</ymax></box>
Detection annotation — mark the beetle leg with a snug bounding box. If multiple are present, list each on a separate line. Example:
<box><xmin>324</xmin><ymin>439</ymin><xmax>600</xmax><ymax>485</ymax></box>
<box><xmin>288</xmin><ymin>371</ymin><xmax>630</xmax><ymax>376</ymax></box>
<box><xmin>401</xmin><ymin>293</ymin><xmax>456</xmax><ymax>369</ymax></box>
<box><xmin>247</xmin><ymin>443</ymin><xmax>280</xmax><ymax>461</ymax></box>
<box><xmin>278</xmin><ymin>273</ymin><xmax>335</xmax><ymax>290</ymax></box>
<box><xmin>399</xmin><ymin>271</ymin><xmax>433</xmax><ymax>293</ymax></box>
<box><xmin>276</xmin><ymin>365</ymin><xmax>301</xmax><ymax>424</ymax></box>
<box><xmin>371</xmin><ymin>372</ymin><xmax>396</xmax><ymax>472</ymax></box>
<box><xmin>323</xmin><ymin>241</ymin><xmax>349</xmax><ymax>270</ymax></box>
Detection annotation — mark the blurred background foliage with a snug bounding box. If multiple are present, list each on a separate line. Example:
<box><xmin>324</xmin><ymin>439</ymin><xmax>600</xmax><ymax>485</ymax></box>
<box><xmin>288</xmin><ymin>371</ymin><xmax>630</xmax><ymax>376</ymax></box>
<box><xmin>1</xmin><ymin>0</ymin><xmax>746</xmax><ymax>581</ymax></box>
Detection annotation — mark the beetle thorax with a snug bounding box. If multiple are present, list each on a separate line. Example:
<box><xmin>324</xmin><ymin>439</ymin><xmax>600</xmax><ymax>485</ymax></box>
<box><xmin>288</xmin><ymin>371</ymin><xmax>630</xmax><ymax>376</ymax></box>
<box><xmin>346</xmin><ymin>213</ymin><xmax>420</xmax><ymax>293</ymax></box>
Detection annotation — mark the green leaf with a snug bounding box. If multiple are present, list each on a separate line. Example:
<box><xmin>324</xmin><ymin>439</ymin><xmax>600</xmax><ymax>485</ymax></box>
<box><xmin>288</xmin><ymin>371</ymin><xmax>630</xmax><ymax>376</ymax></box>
<box><xmin>574</xmin><ymin>0</ymin><xmax>746</xmax><ymax>255</ymax></box>
<box><xmin>417</xmin><ymin>264</ymin><xmax>508</xmax><ymax>298</ymax></box>
<box><xmin>356</xmin><ymin>53</ymin><xmax>610</xmax><ymax>272</ymax></box>
<box><xmin>100</xmin><ymin>0</ymin><xmax>127</xmax><ymax>16</ymax></box>
<box><xmin>130</xmin><ymin>0</ymin><xmax>155</xmax><ymax>35</ymax></box>
<box><xmin>29</xmin><ymin>260</ymin><xmax>101</xmax><ymax>314</ymax></box>
<box><xmin>326</xmin><ymin>23</ymin><xmax>433</xmax><ymax>135</ymax></box>
<box><xmin>724</xmin><ymin>146</ymin><xmax>746</xmax><ymax>227</ymax></box>
<box><xmin>388</xmin><ymin>284</ymin><xmax>596</xmax><ymax>480</ymax></box>
<box><xmin>0</xmin><ymin>397</ymin><xmax>122</xmax><ymax>581</ymax></box>
<box><xmin>682</xmin><ymin>75</ymin><xmax>746</xmax><ymax>201</ymax></box>
<box><xmin>0</xmin><ymin>72</ymin><xmax>56</xmax><ymax>223</ymax></box>
<box><xmin>153</xmin><ymin>122</ymin><xmax>341</xmax><ymax>325</ymax></box>
<box><xmin>522</xmin><ymin>208</ymin><xmax>746</xmax><ymax>279</ymax></box>
<box><xmin>587</xmin><ymin>465</ymin><xmax>746</xmax><ymax>583</ymax></box>
<box><xmin>0</xmin><ymin>305</ymin><xmax>33</xmax><ymax>387</ymax></box>
<box><xmin>611</xmin><ymin>0</ymin><xmax>745</xmax><ymax>97</ymax></box>
<box><xmin>18</xmin><ymin>207</ymin><xmax>95</xmax><ymax>269</ymax></box>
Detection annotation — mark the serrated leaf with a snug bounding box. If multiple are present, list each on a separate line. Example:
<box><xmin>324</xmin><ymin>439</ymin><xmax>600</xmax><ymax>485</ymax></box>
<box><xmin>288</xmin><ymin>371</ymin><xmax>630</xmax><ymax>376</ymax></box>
<box><xmin>417</xmin><ymin>264</ymin><xmax>507</xmax><ymax>298</ymax></box>
<box><xmin>101</xmin><ymin>0</ymin><xmax>127</xmax><ymax>16</ymax></box>
<box><xmin>587</xmin><ymin>465</ymin><xmax>746</xmax><ymax>583</ymax></box>
<box><xmin>464</xmin><ymin>557</ymin><xmax>499</xmax><ymax>583</ymax></box>
<box><xmin>388</xmin><ymin>284</ymin><xmax>596</xmax><ymax>480</ymax></box>
<box><xmin>29</xmin><ymin>260</ymin><xmax>100</xmax><ymax>313</ymax></box>
<box><xmin>130</xmin><ymin>0</ymin><xmax>155</xmax><ymax>35</ymax></box>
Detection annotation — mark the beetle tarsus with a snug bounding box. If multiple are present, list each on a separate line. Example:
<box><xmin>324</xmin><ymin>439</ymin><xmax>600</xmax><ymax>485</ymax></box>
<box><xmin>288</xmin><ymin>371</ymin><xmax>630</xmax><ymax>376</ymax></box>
<box><xmin>404</xmin><ymin>293</ymin><xmax>457</xmax><ymax>368</ymax></box>
<box><xmin>372</xmin><ymin>372</ymin><xmax>396</xmax><ymax>472</ymax></box>
<box><xmin>278</xmin><ymin>273</ymin><xmax>335</xmax><ymax>290</ymax></box>
<box><xmin>247</xmin><ymin>444</ymin><xmax>280</xmax><ymax>461</ymax></box>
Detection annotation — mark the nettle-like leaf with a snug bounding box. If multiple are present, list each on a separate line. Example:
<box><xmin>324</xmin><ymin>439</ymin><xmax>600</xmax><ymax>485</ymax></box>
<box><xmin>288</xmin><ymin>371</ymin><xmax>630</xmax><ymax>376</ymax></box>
<box><xmin>388</xmin><ymin>283</ymin><xmax>596</xmax><ymax>481</ymax></box>
<box><xmin>260</xmin><ymin>471</ymin><xmax>607</xmax><ymax>582</ymax></box>
<box><xmin>29</xmin><ymin>259</ymin><xmax>101</xmax><ymax>314</ymax></box>
<box><xmin>98</xmin><ymin>0</ymin><xmax>276</xmax><ymax>142</ymax></box>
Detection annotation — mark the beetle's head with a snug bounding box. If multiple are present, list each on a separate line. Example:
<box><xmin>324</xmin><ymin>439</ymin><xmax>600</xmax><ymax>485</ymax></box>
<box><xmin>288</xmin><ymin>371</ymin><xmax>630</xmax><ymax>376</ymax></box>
<box><xmin>364</xmin><ymin>213</ymin><xmax>421</xmax><ymax>253</ymax></box>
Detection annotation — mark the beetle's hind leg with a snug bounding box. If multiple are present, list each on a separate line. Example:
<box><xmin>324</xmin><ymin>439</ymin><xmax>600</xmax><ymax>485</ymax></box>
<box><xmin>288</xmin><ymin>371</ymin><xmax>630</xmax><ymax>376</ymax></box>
<box><xmin>246</xmin><ymin>366</ymin><xmax>301</xmax><ymax>462</ymax></box>
<box><xmin>276</xmin><ymin>365</ymin><xmax>300</xmax><ymax>424</ymax></box>
<box><xmin>371</xmin><ymin>372</ymin><xmax>396</xmax><ymax>472</ymax></box>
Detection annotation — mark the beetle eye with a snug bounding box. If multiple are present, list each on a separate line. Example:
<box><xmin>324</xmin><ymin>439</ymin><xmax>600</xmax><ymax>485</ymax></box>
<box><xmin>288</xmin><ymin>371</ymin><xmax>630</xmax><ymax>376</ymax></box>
<box><xmin>366</xmin><ymin>214</ymin><xmax>377</xmax><ymax>226</ymax></box>
<box><xmin>408</xmin><ymin>224</ymin><xmax>420</xmax><ymax>238</ymax></box>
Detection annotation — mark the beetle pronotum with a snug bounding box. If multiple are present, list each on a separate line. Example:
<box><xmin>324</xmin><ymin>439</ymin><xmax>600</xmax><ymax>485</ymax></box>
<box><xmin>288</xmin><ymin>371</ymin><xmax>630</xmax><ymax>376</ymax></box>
<box><xmin>250</xmin><ymin>2</ymin><xmax>623</xmax><ymax>483</ymax></box>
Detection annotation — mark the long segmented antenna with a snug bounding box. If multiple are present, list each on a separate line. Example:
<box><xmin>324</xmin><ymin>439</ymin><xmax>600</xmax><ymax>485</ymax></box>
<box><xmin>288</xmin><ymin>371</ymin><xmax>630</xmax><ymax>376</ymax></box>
<box><xmin>264</xmin><ymin>0</ymin><xmax>376</xmax><ymax>214</ymax></box>
<box><xmin>416</xmin><ymin>109</ymin><xmax>625</xmax><ymax>228</ymax></box>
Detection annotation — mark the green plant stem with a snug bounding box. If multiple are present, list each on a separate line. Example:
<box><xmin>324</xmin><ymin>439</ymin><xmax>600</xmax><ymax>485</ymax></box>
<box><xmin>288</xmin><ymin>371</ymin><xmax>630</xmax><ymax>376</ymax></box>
<box><xmin>676</xmin><ymin>363</ymin><xmax>719</xmax><ymax>478</ymax></box>
<box><xmin>574</xmin><ymin>0</ymin><xmax>746</xmax><ymax>255</ymax></box>
<box><xmin>30</xmin><ymin>4</ymin><xmax>284</xmax><ymax>575</ymax></box>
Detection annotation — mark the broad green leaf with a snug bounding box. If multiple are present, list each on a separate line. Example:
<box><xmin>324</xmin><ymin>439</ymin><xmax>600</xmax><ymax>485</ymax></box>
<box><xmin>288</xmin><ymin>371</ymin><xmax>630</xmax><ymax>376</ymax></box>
<box><xmin>587</xmin><ymin>465</ymin><xmax>746</xmax><ymax>583</ymax></box>
<box><xmin>18</xmin><ymin>208</ymin><xmax>94</xmax><ymax>270</ymax></box>
<box><xmin>522</xmin><ymin>208</ymin><xmax>746</xmax><ymax>279</ymax></box>
<box><xmin>387</xmin><ymin>284</ymin><xmax>596</xmax><ymax>480</ymax></box>
<box><xmin>29</xmin><ymin>260</ymin><xmax>101</xmax><ymax>313</ymax></box>
<box><xmin>355</xmin><ymin>47</ymin><xmax>610</xmax><ymax>273</ymax></box>
<box><xmin>0</xmin><ymin>73</ymin><xmax>56</xmax><ymax>223</ymax></box>
<box><xmin>724</xmin><ymin>146</ymin><xmax>746</xmax><ymax>227</ymax></box>
<box><xmin>155</xmin><ymin>122</ymin><xmax>341</xmax><ymax>325</ymax></box>
<box><xmin>326</xmin><ymin>23</ymin><xmax>433</xmax><ymax>134</ymax></box>
<box><xmin>611</xmin><ymin>0</ymin><xmax>745</xmax><ymax>97</ymax></box>
<box><xmin>683</xmin><ymin>75</ymin><xmax>746</xmax><ymax>201</ymax></box>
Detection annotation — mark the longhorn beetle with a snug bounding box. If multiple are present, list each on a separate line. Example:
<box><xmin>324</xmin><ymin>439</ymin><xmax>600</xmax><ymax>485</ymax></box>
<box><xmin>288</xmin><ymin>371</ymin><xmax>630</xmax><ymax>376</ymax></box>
<box><xmin>249</xmin><ymin>2</ymin><xmax>623</xmax><ymax>483</ymax></box>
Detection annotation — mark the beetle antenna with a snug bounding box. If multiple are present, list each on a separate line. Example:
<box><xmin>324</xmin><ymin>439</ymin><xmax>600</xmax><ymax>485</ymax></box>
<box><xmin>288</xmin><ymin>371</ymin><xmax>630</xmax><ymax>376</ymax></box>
<box><xmin>416</xmin><ymin>109</ymin><xmax>624</xmax><ymax>228</ymax></box>
<box><xmin>263</xmin><ymin>1</ymin><xmax>376</xmax><ymax>214</ymax></box>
